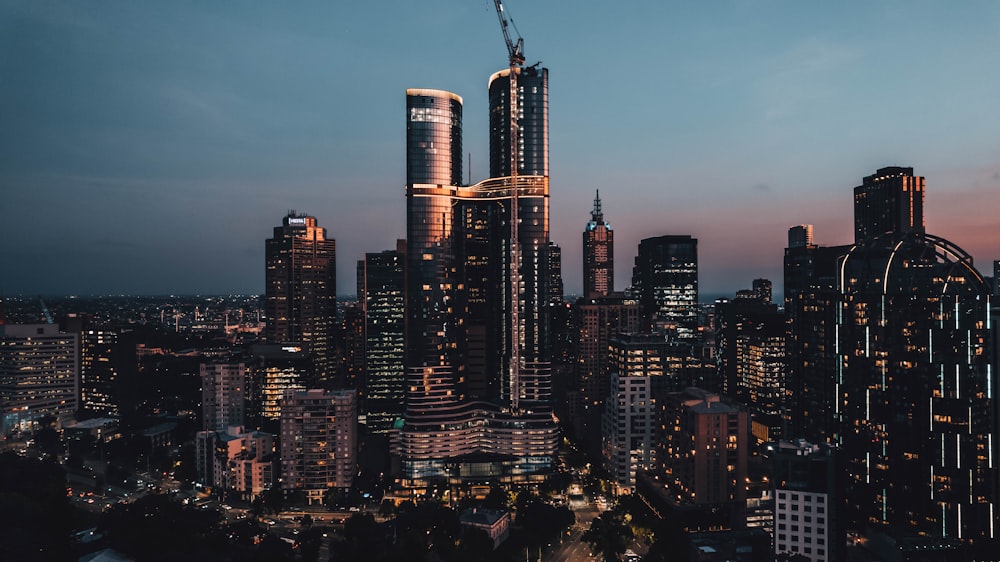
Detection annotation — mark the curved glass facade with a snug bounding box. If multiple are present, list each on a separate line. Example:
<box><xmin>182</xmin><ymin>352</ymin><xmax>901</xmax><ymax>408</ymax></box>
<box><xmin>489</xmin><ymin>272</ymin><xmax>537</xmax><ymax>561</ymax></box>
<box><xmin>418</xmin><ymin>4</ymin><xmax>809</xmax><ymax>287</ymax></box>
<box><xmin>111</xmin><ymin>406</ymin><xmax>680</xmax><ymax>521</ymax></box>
<box><xmin>401</xmin><ymin>80</ymin><xmax>558</xmax><ymax>484</ymax></box>
<box><xmin>406</xmin><ymin>89</ymin><xmax>462</xmax><ymax>186</ymax></box>
<box><xmin>837</xmin><ymin>232</ymin><xmax>996</xmax><ymax>540</ymax></box>
<box><xmin>488</xmin><ymin>67</ymin><xmax>548</xmax><ymax>178</ymax></box>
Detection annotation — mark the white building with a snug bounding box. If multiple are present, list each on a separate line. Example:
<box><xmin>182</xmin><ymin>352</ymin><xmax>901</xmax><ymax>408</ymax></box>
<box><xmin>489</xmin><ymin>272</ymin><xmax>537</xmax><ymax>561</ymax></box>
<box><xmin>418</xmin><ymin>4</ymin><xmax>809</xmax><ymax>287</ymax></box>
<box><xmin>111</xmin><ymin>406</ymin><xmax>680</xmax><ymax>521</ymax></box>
<box><xmin>602</xmin><ymin>372</ymin><xmax>654</xmax><ymax>495</ymax></box>
<box><xmin>0</xmin><ymin>324</ymin><xmax>78</xmax><ymax>433</ymax></box>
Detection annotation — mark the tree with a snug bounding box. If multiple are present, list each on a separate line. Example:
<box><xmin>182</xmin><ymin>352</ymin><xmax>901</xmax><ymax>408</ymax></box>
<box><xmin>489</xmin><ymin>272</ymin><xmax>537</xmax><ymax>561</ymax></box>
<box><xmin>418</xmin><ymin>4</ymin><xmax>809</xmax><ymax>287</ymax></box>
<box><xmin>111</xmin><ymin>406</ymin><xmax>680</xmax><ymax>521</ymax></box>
<box><xmin>582</xmin><ymin>512</ymin><xmax>633</xmax><ymax>562</ymax></box>
<box><xmin>0</xmin><ymin>452</ymin><xmax>75</xmax><ymax>561</ymax></box>
<box><xmin>98</xmin><ymin>493</ymin><xmax>227</xmax><ymax>561</ymax></box>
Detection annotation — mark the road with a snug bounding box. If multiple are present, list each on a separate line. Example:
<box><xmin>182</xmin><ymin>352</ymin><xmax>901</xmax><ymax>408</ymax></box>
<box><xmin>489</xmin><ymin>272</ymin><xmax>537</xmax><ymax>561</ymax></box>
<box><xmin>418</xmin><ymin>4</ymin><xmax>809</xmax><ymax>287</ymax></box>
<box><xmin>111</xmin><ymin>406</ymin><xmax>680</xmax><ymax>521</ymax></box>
<box><xmin>545</xmin><ymin>498</ymin><xmax>600</xmax><ymax>562</ymax></box>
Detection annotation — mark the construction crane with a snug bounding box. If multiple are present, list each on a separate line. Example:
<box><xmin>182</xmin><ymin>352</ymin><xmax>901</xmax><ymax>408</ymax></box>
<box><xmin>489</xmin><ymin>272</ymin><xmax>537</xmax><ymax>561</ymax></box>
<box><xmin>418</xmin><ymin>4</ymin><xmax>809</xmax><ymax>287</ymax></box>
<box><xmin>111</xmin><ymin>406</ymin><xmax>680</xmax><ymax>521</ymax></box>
<box><xmin>38</xmin><ymin>296</ymin><xmax>54</xmax><ymax>324</ymax></box>
<box><xmin>492</xmin><ymin>0</ymin><xmax>525</xmax><ymax>411</ymax></box>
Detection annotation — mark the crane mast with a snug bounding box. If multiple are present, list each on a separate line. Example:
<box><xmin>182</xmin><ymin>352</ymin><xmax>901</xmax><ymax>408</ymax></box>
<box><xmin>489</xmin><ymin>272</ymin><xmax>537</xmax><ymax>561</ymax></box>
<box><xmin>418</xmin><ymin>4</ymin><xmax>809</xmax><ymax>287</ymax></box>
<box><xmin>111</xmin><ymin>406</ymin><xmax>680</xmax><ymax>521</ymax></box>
<box><xmin>492</xmin><ymin>0</ymin><xmax>524</xmax><ymax>411</ymax></box>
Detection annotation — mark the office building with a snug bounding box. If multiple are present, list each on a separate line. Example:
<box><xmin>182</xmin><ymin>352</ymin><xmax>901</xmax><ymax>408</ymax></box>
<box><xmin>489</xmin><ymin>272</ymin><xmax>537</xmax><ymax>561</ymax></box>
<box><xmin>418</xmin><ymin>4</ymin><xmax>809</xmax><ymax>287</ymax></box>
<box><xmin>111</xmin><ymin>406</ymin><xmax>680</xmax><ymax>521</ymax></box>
<box><xmin>78</xmin><ymin>326</ymin><xmax>121</xmax><ymax>417</ymax></box>
<box><xmin>735</xmin><ymin>313</ymin><xmax>785</xmax><ymax>443</ymax></box>
<box><xmin>249</xmin><ymin>344</ymin><xmax>311</xmax><ymax>424</ymax></box>
<box><xmin>360</xmin><ymin>244</ymin><xmax>406</xmax><ymax>433</ymax></box>
<box><xmin>200</xmin><ymin>362</ymin><xmax>246</xmax><ymax>432</ymax></box>
<box><xmin>583</xmin><ymin>190</ymin><xmax>614</xmax><ymax>299</ymax></box>
<box><xmin>715</xmin><ymin>288</ymin><xmax>778</xmax><ymax>398</ymax></box>
<box><xmin>265</xmin><ymin>212</ymin><xmax>336</xmax><ymax>382</ymax></box>
<box><xmin>631</xmin><ymin>235</ymin><xmax>699</xmax><ymax>339</ymax></box>
<box><xmin>772</xmin><ymin>440</ymin><xmax>843</xmax><ymax>562</ymax></box>
<box><xmin>0</xmin><ymin>324</ymin><xmax>79</xmax><ymax>433</ymax></box>
<box><xmin>280</xmin><ymin>389</ymin><xmax>356</xmax><ymax>504</ymax></box>
<box><xmin>339</xmin><ymin>302</ymin><xmax>365</xmax><ymax>395</ymax></box>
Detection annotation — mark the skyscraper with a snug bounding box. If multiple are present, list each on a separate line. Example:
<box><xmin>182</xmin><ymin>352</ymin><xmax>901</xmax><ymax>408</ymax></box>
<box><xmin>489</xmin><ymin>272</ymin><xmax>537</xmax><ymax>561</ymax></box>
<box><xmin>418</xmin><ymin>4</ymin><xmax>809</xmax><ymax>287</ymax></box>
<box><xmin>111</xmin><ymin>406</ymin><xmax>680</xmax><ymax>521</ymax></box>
<box><xmin>837</xmin><ymin>221</ymin><xmax>995</xmax><ymax>538</ymax></box>
<box><xmin>488</xmin><ymin>65</ymin><xmax>548</xmax><ymax>178</ymax></box>
<box><xmin>398</xmin><ymin>78</ymin><xmax>558</xmax><ymax>484</ymax></box>
<box><xmin>783</xmin><ymin>227</ymin><xmax>848</xmax><ymax>443</ymax></box>
<box><xmin>265</xmin><ymin>213</ymin><xmax>336</xmax><ymax>382</ymax></box>
<box><xmin>583</xmin><ymin>190</ymin><xmax>613</xmax><ymax>299</ymax></box>
<box><xmin>631</xmin><ymin>235</ymin><xmax>699</xmax><ymax>339</ymax></box>
<box><xmin>852</xmin><ymin>166</ymin><xmax>924</xmax><ymax>242</ymax></box>
<box><xmin>360</xmin><ymin>244</ymin><xmax>406</xmax><ymax>433</ymax></box>
<box><xmin>785</xmin><ymin>167</ymin><xmax>998</xmax><ymax>542</ymax></box>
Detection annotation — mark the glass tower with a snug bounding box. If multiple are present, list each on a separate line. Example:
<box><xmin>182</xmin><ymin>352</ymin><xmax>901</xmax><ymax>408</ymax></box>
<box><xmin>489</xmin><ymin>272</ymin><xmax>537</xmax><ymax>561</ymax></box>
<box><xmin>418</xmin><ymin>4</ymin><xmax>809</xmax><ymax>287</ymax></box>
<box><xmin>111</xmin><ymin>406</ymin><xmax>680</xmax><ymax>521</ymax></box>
<box><xmin>631</xmin><ymin>235</ymin><xmax>699</xmax><ymax>339</ymax></box>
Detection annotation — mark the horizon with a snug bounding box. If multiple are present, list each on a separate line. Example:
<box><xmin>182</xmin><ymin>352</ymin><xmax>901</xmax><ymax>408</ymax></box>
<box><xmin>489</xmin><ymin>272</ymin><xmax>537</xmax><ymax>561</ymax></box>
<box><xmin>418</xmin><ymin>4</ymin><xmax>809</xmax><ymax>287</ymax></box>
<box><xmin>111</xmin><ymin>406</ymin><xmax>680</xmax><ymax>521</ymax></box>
<box><xmin>2</xmin><ymin>1</ymin><xmax>998</xmax><ymax>296</ymax></box>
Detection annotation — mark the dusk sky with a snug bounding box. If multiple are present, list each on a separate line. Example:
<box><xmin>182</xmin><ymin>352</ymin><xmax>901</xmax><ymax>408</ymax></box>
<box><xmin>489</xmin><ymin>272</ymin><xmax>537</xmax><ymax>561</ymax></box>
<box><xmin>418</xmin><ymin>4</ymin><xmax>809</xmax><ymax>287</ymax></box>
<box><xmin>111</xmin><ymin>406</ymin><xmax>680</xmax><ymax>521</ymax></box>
<box><xmin>3</xmin><ymin>1</ymin><xmax>999</xmax><ymax>298</ymax></box>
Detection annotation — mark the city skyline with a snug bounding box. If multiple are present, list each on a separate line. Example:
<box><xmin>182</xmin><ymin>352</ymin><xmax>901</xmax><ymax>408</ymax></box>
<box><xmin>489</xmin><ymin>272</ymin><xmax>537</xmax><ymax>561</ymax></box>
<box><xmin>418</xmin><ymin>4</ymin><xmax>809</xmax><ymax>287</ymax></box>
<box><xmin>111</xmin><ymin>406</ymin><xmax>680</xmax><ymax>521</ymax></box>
<box><xmin>3</xmin><ymin>1</ymin><xmax>1000</xmax><ymax>297</ymax></box>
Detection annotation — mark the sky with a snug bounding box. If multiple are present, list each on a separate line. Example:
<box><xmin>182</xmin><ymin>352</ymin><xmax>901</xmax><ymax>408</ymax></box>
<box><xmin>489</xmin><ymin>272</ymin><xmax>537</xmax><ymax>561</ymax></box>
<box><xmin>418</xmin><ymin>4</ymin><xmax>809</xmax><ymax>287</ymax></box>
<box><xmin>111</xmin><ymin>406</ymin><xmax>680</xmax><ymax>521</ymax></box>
<box><xmin>2</xmin><ymin>1</ymin><xmax>999</xmax><ymax>298</ymax></box>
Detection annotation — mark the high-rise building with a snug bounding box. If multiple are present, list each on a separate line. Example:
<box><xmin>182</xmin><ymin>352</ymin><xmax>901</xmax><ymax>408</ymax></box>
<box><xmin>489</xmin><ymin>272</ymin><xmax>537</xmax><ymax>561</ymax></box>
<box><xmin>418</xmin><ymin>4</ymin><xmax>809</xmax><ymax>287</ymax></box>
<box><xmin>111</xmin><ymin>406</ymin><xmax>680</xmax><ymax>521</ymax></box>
<box><xmin>603</xmin><ymin>371</ymin><xmax>655</xmax><ymax>495</ymax></box>
<box><xmin>488</xmin><ymin>65</ymin><xmax>548</xmax><ymax>178</ymax></box>
<box><xmin>0</xmin><ymin>324</ymin><xmax>78</xmax><ymax>433</ymax></box>
<box><xmin>399</xmin><ymin>79</ymin><xmax>558</xmax><ymax>484</ymax></box>
<box><xmin>715</xmin><ymin>287</ymin><xmax>785</xmax><ymax>442</ymax></box>
<box><xmin>787</xmin><ymin>225</ymin><xmax>814</xmax><ymax>249</ymax></box>
<box><xmin>583</xmin><ymin>190</ymin><xmax>613</xmax><ymax>299</ymax></box>
<box><xmin>249</xmin><ymin>344</ymin><xmax>311</xmax><ymax>424</ymax></box>
<box><xmin>783</xmin><ymin>229</ymin><xmax>849</xmax><ymax>444</ymax></box>
<box><xmin>265</xmin><ymin>213</ymin><xmax>337</xmax><ymax>382</ymax></box>
<box><xmin>659</xmin><ymin>388</ymin><xmax>749</xmax><ymax>529</ymax></box>
<box><xmin>200</xmin><ymin>362</ymin><xmax>246</xmax><ymax>432</ymax></box>
<box><xmin>734</xmin><ymin>312</ymin><xmax>785</xmax><ymax>443</ymax></box>
<box><xmin>59</xmin><ymin>313</ymin><xmax>123</xmax><ymax>417</ymax></box>
<box><xmin>852</xmin><ymin>166</ymin><xmax>924</xmax><ymax>243</ymax></box>
<box><xmin>572</xmin><ymin>295</ymin><xmax>642</xmax><ymax>411</ymax></box>
<box><xmin>785</xmin><ymin>167</ymin><xmax>998</xmax><ymax>543</ymax></box>
<box><xmin>837</xmin><ymin>227</ymin><xmax>995</xmax><ymax>537</ymax></box>
<box><xmin>280</xmin><ymin>389</ymin><xmax>356</xmax><ymax>504</ymax></box>
<box><xmin>631</xmin><ymin>235</ymin><xmax>699</xmax><ymax>339</ymax></box>
<box><xmin>360</xmin><ymin>244</ymin><xmax>406</xmax><ymax>433</ymax></box>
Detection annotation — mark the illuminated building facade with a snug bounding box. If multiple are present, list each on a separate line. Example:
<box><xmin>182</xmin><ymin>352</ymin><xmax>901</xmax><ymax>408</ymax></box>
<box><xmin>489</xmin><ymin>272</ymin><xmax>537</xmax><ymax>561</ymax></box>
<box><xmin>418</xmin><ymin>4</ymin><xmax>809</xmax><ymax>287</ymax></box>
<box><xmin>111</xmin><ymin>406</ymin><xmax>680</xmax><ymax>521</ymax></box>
<box><xmin>631</xmin><ymin>235</ymin><xmax>699</xmax><ymax>339</ymax></box>
<box><xmin>852</xmin><ymin>166</ymin><xmax>924</xmax><ymax>243</ymax></box>
<box><xmin>399</xmin><ymin>83</ymin><xmax>559</xmax><ymax>484</ymax></box>
<box><xmin>583</xmin><ymin>190</ymin><xmax>613</xmax><ymax>299</ymax></box>
<box><xmin>784</xmin><ymin>167</ymin><xmax>998</xmax><ymax>542</ymax></box>
<box><xmin>772</xmin><ymin>440</ymin><xmax>843</xmax><ymax>562</ymax></box>
<box><xmin>837</xmin><ymin>232</ymin><xmax>995</xmax><ymax>539</ymax></box>
<box><xmin>280</xmin><ymin>389</ymin><xmax>356</xmax><ymax>504</ymax></box>
<box><xmin>659</xmin><ymin>388</ymin><xmax>749</xmax><ymax>529</ymax></box>
<box><xmin>783</xmin><ymin>228</ymin><xmax>849</xmax><ymax>443</ymax></box>
<box><xmin>79</xmin><ymin>328</ymin><xmax>120</xmax><ymax>417</ymax></box>
<box><xmin>602</xmin><ymin>367</ymin><xmax>655</xmax><ymax>494</ymax></box>
<box><xmin>200</xmin><ymin>362</ymin><xmax>246</xmax><ymax>432</ymax></box>
<box><xmin>0</xmin><ymin>324</ymin><xmax>79</xmax><ymax>433</ymax></box>
<box><xmin>360</xmin><ymin>244</ymin><xmax>406</xmax><ymax>433</ymax></box>
<box><xmin>573</xmin><ymin>295</ymin><xmax>642</xmax><ymax>411</ymax></box>
<box><xmin>249</xmin><ymin>344</ymin><xmax>310</xmax><ymax>423</ymax></box>
<box><xmin>265</xmin><ymin>213</ymin><xmax>336</xmax><ymax>382</ymax></box>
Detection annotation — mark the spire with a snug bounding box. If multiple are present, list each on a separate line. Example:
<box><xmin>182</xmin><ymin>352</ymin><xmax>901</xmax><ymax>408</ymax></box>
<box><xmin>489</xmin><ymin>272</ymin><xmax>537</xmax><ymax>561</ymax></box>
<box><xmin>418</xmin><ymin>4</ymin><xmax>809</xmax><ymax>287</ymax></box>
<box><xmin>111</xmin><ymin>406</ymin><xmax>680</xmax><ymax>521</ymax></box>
<box><xmin>591</xmin><ymin>189</ymin><xmax>603</xmax><ymax>222</ymax></box>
